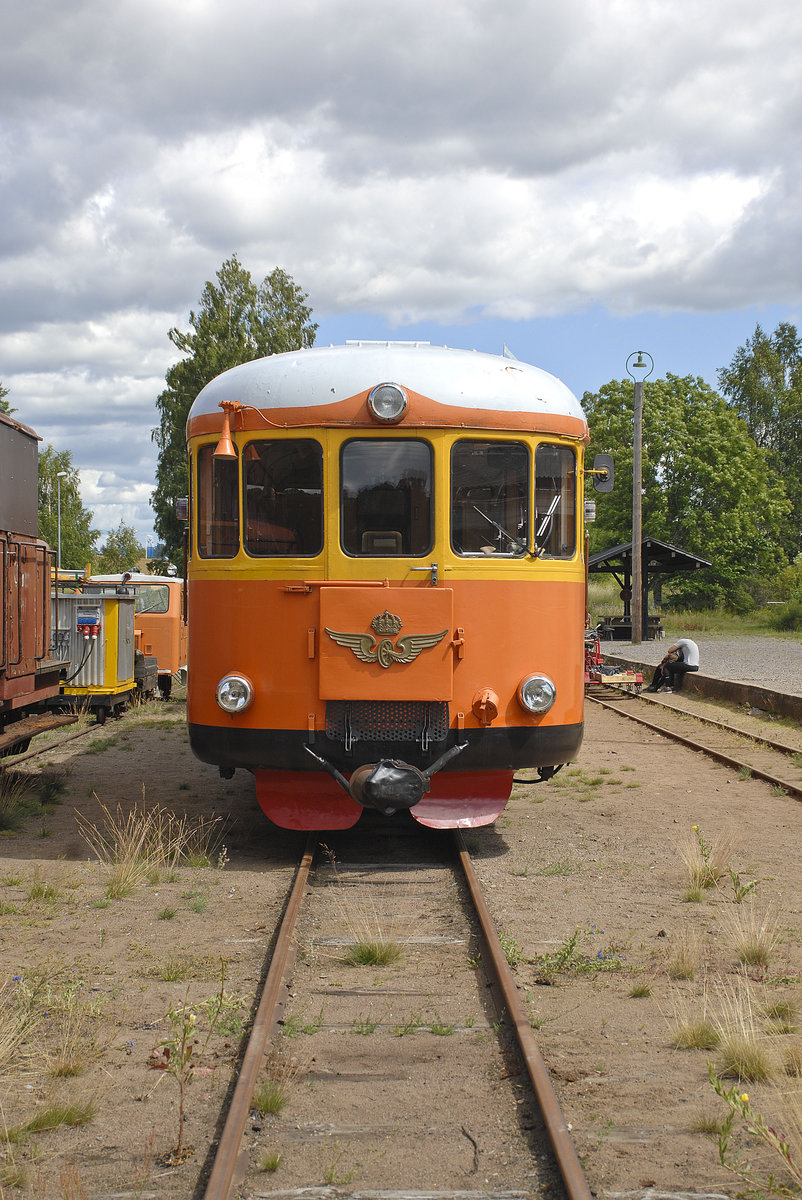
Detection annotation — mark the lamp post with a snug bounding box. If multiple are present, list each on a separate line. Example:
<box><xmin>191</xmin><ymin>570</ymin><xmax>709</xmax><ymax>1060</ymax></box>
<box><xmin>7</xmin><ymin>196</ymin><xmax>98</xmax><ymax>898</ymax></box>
<box><xmin>56</xmin><ymin>470</ymin><xmax>69</xmax><ymax>572</ymax></box>
<box><xmin>626</xmin><ymin>351</ymin><xmax>654</xmax><ymax>645</ymax></box>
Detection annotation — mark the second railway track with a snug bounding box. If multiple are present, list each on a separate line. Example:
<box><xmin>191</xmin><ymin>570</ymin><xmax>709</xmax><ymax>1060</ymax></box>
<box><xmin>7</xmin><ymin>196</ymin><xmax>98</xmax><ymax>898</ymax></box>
<box><xmin>588</xmin><ymin>687</ymin><xmax>802</xmax><ymax>800</ymax></box>
<box><xmin>205</xmin><ymin>823</ymin><xmax>589</xmax><ymax>1200</ymax></box>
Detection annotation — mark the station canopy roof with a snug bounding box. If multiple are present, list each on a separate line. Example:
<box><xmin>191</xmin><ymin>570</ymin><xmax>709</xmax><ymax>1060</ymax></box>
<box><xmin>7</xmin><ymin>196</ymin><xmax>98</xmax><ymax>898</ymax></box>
<box><xmin>589</xmin><ymin>537</ymin><xmax>711</xmax><ymax>575</ymax></box>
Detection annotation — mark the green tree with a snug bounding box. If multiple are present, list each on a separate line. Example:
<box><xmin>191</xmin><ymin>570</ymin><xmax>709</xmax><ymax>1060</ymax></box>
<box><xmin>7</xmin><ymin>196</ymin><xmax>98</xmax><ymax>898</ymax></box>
<box><xmin>97</xmin><ymin>521</ymin><xmax>143</xmax><ymax>573</ymax></box>
<box><xmin>38</xmin><ymin>446</ymin><xmax>100</xmax><ymax>569</ymax></box>
<box><xmin>151</xmin><ymin>255</ymin><xmax>317</xmax><ymax>558</ymax></box>
<box><xmin>717</xmin><ymin>321</ymin><xmax>802</xmax><ymax>555</ymax></box>
<box><xmin>584</xmin><ymin>373</ymin><xmax>790</xmax><ymax>610</ymax></box>
<box><xmin>0</xmin><ymin>382</ymin><xmax>12</xmax><ymax>414</ymax></box>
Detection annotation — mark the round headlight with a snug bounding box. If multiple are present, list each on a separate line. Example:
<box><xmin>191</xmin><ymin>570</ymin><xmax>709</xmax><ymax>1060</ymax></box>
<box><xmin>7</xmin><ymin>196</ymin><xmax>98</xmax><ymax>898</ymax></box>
<box><xmin>216</xmin><ymin>674</ymin><xmax>253</xmax><ymax>714</ymax></box>
<box><xmin>517</xmin><ymin>673</ymin><xmax>556</xmax><ymax>714</ymax></box>
<box><xmin>367</xmin><ymin>382</ymin><xmax>407</xmax><ymax>423</ymax></box>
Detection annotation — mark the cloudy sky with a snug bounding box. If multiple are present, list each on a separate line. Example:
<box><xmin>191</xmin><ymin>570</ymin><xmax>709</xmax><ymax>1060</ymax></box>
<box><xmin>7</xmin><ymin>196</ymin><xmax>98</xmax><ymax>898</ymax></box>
<box><xmin>3</xmin><ymin>0</ymin><xmax>801</xmax><ymax>549</ymax></box>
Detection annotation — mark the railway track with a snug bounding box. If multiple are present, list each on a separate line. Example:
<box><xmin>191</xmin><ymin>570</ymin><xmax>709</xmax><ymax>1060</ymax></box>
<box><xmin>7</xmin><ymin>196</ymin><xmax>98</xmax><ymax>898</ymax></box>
<box><xmin>203</xmin><ymin>826</ymin><xmax>590</xmax><ymax>1200</ymax></box>
<box><xmin>0</xmin><ymin>720</ymin><xmax>97</xmax><ymax>768</ymax></box>
<box><xmin>588</xmin><ymin>687</ymin><xmax>802</xmax><ymax>799</ymax></box>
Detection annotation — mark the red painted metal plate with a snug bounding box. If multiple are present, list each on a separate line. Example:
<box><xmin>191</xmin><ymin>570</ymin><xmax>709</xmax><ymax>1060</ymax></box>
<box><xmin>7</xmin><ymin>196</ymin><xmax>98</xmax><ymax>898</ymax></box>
<box><xmin>411</xmin><ymin>770</ymin><xmax>513</xmax><ymax>829</ymax></box>
<box><xmin>254</xmin><ymin>770</ymin><xmax>362</xmax><ymax>830</ymax></box>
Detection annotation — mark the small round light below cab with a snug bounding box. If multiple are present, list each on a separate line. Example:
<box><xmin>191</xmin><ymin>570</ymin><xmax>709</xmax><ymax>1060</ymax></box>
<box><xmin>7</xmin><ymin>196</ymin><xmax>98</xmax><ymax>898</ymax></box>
<box><xmin>367</xmin><ymin>382</ymin><xmax>407</xmax><ymax>424</ymax></box>
<box><xmin>216</xmin><ymin>674</ymin><xmax>253</xmax><ymax>714</ymax></box>
<box><xmin>517</xmin><ymin>673</ymin><xmax>556</xmax><ymax>714</ymax></box>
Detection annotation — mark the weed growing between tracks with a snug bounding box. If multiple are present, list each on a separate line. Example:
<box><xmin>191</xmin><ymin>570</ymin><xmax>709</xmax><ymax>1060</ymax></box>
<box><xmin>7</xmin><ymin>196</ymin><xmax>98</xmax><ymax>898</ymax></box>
<box><xmin>321</xmin><ymin>844</ymin><xmax>405</xmax><ymax>968</ymax></box>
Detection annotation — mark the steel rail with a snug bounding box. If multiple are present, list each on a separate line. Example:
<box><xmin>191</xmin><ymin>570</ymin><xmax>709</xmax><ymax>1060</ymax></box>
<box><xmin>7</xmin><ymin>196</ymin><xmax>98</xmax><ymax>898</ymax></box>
<box><xmin>203</xmin><ymin>834</ymin><xmax>317</xmax><ymax>1200</ymax></box>
<box><xmin>637</xmin><ymin>693</ymin><xmax>802</xmax><ymax>758</ymax></box>
<box><xmin>454</xmin><ymin>830</ymin><xmax>592</xmax><ymax>1200</ymax></box>
<box><xmin>0</xmin><ymin>722</ymin><xmax>94</xmax><ymax>768</ymax></box>
<box><xmin>588</xmin><ymin>693</ymin><xmax>802</xmax><ymax>800</ymax></box>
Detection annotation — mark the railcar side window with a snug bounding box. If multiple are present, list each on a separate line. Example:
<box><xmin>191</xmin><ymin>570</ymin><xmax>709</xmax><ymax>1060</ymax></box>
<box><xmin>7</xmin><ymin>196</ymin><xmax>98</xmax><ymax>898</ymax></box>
<box><xmin>341</xmin><ymin>440</ymin><xmax>433</xmax><ymax>556</ymax></box>
<box><xmin>535</xmin><ymin>444</ymin><xmax>576</xmax><ymax>558</ymax></box>
<box><xmin>196</xmin><ymin>446</ymin><xmax>239</xmax><ymax>558</ymax></box>
<box><xmin>451</xmin><ymin>440</ymin><xmax>529</xmax><ymax>556</ymax></box>
<box><xmin>244</xmin><ymin>440</ymin><xmax>323</xmax><ymax>557</ymax></box>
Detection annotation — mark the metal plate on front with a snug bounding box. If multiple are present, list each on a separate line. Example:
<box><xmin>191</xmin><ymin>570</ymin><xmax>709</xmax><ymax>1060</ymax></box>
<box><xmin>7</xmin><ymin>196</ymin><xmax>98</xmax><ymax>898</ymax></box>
<box><xmin>319</xmin><ymin>587</ymin><xmax>453</xmax><ymax>701</ymax></box>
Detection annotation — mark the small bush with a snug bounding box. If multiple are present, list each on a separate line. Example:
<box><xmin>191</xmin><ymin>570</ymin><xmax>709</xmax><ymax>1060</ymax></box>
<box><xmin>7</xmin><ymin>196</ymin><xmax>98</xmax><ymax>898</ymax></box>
<box><xmin>771</xmin><ymin>600</ymin><xmax>802</xmax><ymax>631</ymax></box>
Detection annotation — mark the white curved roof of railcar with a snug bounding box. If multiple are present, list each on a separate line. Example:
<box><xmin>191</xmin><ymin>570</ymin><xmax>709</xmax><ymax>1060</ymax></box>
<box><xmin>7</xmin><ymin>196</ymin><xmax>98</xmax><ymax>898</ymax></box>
<box><xmin>89</xmin><ymin>573</ymin><xmax>182</xmax><ymax>584</ymax></box>
<box><xmin>188</xmin><ymin>342</ymin><xmax>585</xmax><ymax>422</ymax></box>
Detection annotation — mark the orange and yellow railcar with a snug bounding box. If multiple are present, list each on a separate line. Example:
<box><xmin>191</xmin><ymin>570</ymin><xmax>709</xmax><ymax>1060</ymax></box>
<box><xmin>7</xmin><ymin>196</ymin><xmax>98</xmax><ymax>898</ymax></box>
<box><xmin>185</xmin><ymin>342</ymin><xmax>599</xmax><ymax>831</ymax></box>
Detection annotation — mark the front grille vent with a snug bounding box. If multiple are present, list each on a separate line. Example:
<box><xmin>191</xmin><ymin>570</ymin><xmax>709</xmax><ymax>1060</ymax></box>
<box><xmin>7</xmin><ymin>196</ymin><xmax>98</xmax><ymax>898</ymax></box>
<box><xmin>325</xmin><ymin>700</ymin><xmax>449</xmax><ymax>752</ymax></box>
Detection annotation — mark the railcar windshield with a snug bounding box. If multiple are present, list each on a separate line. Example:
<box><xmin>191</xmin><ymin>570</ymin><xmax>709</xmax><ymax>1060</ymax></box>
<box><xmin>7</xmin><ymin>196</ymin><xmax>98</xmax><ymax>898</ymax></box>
<box><xmin>535</xmin><ymin>443</ymin><xmax>576</xmax><ymax>558</ymax></box>
<box><xmin>451</xmin><ymin>440</ymin><xmax>529</xmax><ymax>556</ymax></box>
<box><xmin>341</xmin><ymin>439</ymin><xmax>433</xmax><ymax>556</ymax></box>
<box><xmin>244</xmin><ymin>440</ymin><xmax>323</xmax><ymax>557</ymax></box>
<box><xmin>196</xmin><ymin>445</ymin><xmax>239</xmax><ymax>558</ymax></box>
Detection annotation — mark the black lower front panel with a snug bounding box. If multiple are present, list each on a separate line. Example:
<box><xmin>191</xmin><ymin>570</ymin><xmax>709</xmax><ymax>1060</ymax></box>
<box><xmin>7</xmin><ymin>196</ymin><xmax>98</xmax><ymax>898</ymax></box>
<box><xmin>188</xmin><ymin>721</ymin><xmax>584</xmax><ymax>774</ymax></box>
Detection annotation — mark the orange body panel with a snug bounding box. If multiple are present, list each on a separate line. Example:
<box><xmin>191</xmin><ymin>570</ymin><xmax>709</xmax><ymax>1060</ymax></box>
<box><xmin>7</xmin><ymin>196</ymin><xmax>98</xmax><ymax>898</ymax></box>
<box><xmin>187</xmin><ymin>388</ymin><xmax>588</xmax><ymax>442</ymax></box>
<box><xmin>187</xmin><ymin>576</ymin><xmax>584</xmax><ymax>734</ymax></box>
<box><xmin>133</xmin><ymin>587</ymin><xmax>188</xmax><ymax>679</ymax></box>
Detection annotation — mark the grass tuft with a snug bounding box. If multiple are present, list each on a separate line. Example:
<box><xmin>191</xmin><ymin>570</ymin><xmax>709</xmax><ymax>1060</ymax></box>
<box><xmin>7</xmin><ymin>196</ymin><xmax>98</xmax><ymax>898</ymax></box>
<box><xmin>76</xmin><ymin>793</ymin><xmax>224</xmax><ymax>899</ymax></box>
<box><xmin>721</xmin><ymin>904</ymin><xmax>779</xmax><ymax>970</ymax></box>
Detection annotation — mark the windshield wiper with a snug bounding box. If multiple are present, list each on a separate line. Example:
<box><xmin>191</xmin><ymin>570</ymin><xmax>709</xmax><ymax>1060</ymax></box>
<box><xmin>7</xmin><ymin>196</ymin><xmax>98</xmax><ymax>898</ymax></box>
<box><xmin>532</xmin><ymin>494</ymin><xmax>560</xmax><ymax>555</ymax></box>
<box><xmin>472</xmin><ymin>505</ymin><xmax>527</xmax><ymax>554</ymax></box>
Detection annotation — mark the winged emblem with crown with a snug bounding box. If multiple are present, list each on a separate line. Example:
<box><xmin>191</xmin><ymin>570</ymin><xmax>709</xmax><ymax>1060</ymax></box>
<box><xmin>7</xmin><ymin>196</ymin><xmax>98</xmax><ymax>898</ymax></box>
<box><xmin>324</xmin><ymin>610</ymin><xmax>448</xmax><ymax>669</ymax></box>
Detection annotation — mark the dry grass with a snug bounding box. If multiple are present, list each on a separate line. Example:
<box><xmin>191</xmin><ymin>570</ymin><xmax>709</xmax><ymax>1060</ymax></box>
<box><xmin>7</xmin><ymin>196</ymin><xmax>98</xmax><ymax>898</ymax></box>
<box><xmin>76</xmin><ymin>792</ymin><xmax>224</xmax><ymax>898</ymax></box>
<box><xmin>721</xmin><ymin>904</ymin><xmax>780</xmax><ymax>970</ymax></box>
<box><xmin>667</xmin><ymin>925</ymin><xmax>703</xmax><ymax>981</ymax></box>
<box><xmin>41</xmin><ymin>997</ymin><xmax>108</xmax><ymax>1079</ymax></box>
<box><xmin>761</xmin><ymin>998</ymin><xmax>799</xmax><ymax>1036</ymax></box>
<box><xmin>321</xmin><ymin>847</ymin><xmax>405</xmax><ymax>969</ymax></box>
<box><xmin>677</xmin><ymin>824</ymin><xmax>738</xmax><ymax>892</ymax></box>
<box><xmin>714</xmin><ymin>981</ymin><xmax>776</xmax><ymax>1082</ymax></box>
<box><xmin>0</xmin><ymin>772</ymin><xmax>35</xmax><ymax>831</ymax></box>
<box><xmin>668</xmin><ymin>992</ymin><xmax>720</xmax><ymax>1050</ymax></box>
<box><xmin>0</xmin><ymin>983</ymin><xmax>36</xmax><ymax>1089</ymax></box>
<box><xmin>252</xmin><ymin>1055</ymin><xmax>301</xmax><ymax>1116</ymax></box>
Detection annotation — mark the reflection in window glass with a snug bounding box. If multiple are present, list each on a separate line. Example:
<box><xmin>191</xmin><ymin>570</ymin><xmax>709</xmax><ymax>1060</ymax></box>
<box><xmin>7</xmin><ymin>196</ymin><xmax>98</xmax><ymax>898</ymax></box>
<box><xmin>535</xmin><ymin>444</ymin><xmax>576</xmax><ymax>558</ymax></box>
<box><xmin>244</xmin><ymin>440</ymin><xmax>323</xmax><ymax>557</ymax></box>
<box><xmin>451</xmin><ymin>441</ymin><xmax>529</xmax><ymax>556</ymax></box>
<box><xmin>132</xmin><ymin>585</ymin><xmax>169</xmax><ymax>614</ymax></box>
<box><xmin>341</xmin><ymin>440</ymin><xmax>433</xmax><ymax>556</ymax></box>
<box><xmin>196</xmin><ymin>445</ymin><xmax>239</xmax><ymax>558</ymax></box>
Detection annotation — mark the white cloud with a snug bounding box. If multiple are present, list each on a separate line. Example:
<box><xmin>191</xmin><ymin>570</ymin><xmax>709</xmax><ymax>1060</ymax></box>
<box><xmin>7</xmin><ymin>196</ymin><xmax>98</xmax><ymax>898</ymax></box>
<box><xmin>2</xmin><ymin>0</ymin><xmax>802</xmax><ymax>542</ymax></box>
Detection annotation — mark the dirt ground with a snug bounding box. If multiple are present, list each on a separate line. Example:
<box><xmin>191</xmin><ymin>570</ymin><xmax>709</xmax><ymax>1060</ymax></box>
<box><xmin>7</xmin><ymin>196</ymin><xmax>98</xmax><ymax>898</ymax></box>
<box><xmin>1</xmin><ymin>692</ymin><xmax>802</xmax><ymax>1197</ymax></box>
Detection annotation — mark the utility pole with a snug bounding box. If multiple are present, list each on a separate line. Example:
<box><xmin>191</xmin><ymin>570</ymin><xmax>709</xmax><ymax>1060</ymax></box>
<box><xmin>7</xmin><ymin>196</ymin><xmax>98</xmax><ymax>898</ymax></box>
<box><xmin>626</xmin><ymin>352</ymin><xmax>653</xmax><ymax>644</ymax></box>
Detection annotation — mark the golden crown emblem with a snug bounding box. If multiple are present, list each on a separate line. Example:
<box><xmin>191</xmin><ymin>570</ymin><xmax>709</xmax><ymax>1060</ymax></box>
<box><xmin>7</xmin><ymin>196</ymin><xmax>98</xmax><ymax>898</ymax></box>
<box><xmin>371</xmin><ymin>610</ymin><xmax>403</xmax><ymax>636</ymax></box>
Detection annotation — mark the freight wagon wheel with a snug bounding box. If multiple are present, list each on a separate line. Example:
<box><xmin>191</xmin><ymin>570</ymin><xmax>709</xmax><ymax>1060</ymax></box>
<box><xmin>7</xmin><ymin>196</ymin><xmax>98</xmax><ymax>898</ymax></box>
<box><xmin>95</xmin><ymin>708</ymin><xmax>107</xmax><ymax>726</ymax></box>
<box><xmin>158</xmin><ymin>677</ymin><xmax>172</xmax><ymax>700</ymax></box>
